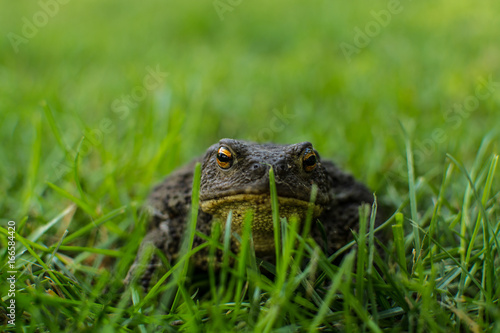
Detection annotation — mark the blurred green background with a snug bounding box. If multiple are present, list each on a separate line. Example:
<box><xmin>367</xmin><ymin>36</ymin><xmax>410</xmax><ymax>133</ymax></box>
<box><xmin>1</xmin><ymin>0</ymin><xmax>499</xmax><ymax>221</ymax></box>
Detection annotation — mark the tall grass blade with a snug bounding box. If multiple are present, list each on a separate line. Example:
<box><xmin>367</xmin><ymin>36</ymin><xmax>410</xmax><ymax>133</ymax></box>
<box><xmin>399</xmin><ymin>122</ymin><xmax>421</xmax><ymax>259</ymax></box>
<box><xmin>393</xmin><ymin>213</ymin><xmax>407</xmax><ymax>274</ymax></box>
<box><xmin>269</xmin><ymin>165</ymin><xmax>281</xmax><ymax>272</ymax></box>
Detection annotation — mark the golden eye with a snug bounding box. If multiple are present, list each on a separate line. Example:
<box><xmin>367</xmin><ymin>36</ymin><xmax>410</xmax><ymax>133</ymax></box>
<box><xmin>216</xmin><ymin>146</ymin><xmax>234</xmax><ymax>169</ymax></box>
<box><xmin>303</xmin><ymin>147</ymin><xmax>317</xmax><ymax>172</ymax></box>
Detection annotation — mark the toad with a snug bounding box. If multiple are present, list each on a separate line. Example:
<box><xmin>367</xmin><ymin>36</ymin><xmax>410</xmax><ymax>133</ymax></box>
<box><xmin>126</xmin><ymin>139</ymin><xmax>377</xmax><ymax>287</ymax></box>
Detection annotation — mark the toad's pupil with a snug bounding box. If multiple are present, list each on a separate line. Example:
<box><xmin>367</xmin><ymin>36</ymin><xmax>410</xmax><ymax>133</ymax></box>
<box><xmin>218</xmin><ymin>153</ymin><xmax>230</xmax><ymax>162</ymax></box>
<box><xmin>304</xmin><ymin>155</ymin><xmax>316</xmax><ymax>166</ymax></box>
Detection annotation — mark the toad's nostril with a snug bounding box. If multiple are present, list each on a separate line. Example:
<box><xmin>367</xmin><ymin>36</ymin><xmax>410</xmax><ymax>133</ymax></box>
<box><xmin>250</xmin><ymin>163</ymin><xmax>271</xmax><ymax>178</ymax></box>
<box><xmin>274</xmin><ymin>162</ymin><xmax>288</xmax><ymax>177</ymax></box>
<box><xmin>250</xmin><ymin>163</ymin><xmax>265</xmax><ymax>175</ymax></box>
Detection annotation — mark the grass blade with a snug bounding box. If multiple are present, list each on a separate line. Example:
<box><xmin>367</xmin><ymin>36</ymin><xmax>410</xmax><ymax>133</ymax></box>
<box><xmin>46</xmin><ymin>181</ymin><xmax>95</xmax><ymax>217</ymax></box>
<box><xmin>269</xmin><ymin>165</ymin><xmax>281</xmax><ymax>273</ymax></box>
<box><xmin>399</xmin><ymin>122</ymin><xmax>421</xmax><ymax>259</ymax></box>
<box><xmin>392</xmin><ymin>213</ymin><xmax>407</xmax><ymax>275</ymax></box>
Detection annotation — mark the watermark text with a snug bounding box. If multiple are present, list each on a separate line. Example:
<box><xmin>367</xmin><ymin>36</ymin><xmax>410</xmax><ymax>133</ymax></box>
<box><xmin>5</xmin><ymin>220</ymin><xmax>17</xmax><ymax>327</ymax></box>
<box><xmin>7</xmin><ymin>0</ymin><xmax>72</xmax><ymax>53</ymax></box>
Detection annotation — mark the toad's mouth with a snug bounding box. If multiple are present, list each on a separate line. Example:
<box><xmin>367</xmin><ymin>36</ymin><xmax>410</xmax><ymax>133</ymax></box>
<box><xmin>200</xmin><ymin>194</ymin><xmax>324</xmax><ymax>253</ymax></box>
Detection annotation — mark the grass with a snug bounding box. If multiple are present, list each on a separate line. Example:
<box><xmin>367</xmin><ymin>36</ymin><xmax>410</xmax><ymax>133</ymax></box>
<box><xmin>1</xmin><ymin>0</ymin><xmax>500</xmax><ymax>331</ymax></box>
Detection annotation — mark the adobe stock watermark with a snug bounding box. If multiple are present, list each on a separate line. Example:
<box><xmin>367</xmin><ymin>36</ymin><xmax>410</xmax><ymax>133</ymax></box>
<box><xmin>392</xmin><ymin>75</ymin><xmax>499</xmax><ymax>174</ymax></box>
<box><xmin>4</xmin><ymin>220</ymin><xmax>17</xmax><ymax>328</ymax></box>
<box><xmin>213</xmin><ymin>0</ymin><xmax>243</xmax><ymax>21</ymax></box>
<box><xmin>247</xmin><ymin>107</ymin><xmax>295</xmax><ymax>142</ymax></box>
<box><xmin>339</xmin><ymin>0</ymin><xmax>409</xmax><ymax>63</ymax></box>
<box><xmin>7</xmin><ymin>0</ymin><xmax>72</xmax><ymax>54</ymax></box>
<box><xmin>51</xmin><ymin>66</ymin><xmax>168</xmax><ymax>180</ymax></box>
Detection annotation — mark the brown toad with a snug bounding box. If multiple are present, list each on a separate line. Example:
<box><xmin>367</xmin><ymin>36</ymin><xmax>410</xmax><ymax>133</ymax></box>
<box><xmin>126</xmin><ymin>139</ymin><xmax>377</xmax><ymax>287</ymax></box>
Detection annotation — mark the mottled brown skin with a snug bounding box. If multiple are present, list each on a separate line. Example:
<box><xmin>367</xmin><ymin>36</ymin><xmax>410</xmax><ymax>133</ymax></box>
<box><xmin>126</xmin><ymin>139</ymin><xmax>376</xmax><ymax>288</ymax></box>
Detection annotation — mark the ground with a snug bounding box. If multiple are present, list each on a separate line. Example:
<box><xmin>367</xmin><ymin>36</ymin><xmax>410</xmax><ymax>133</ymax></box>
<box><xmin>0</xmin><ymin>0</ymin><xmax>499</xmax><ymax>332</ymax></box>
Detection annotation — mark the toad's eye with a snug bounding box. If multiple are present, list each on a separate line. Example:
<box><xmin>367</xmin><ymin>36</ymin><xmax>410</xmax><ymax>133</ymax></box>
<box><xmin>217</xmin><ymin>146</ymin><xmax>234</xmax><ymax>169</ymax></box>
<box><xmin>302</xmin><ymin>147</ymin><xmax>317</xmax><ymax>172</ymax></box>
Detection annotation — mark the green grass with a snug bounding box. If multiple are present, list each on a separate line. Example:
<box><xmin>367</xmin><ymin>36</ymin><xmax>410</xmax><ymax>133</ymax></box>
<box><xmin>1</xmin><ymin>0</ymin><xmax>500</xmax><ymax>331</ymax></box>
